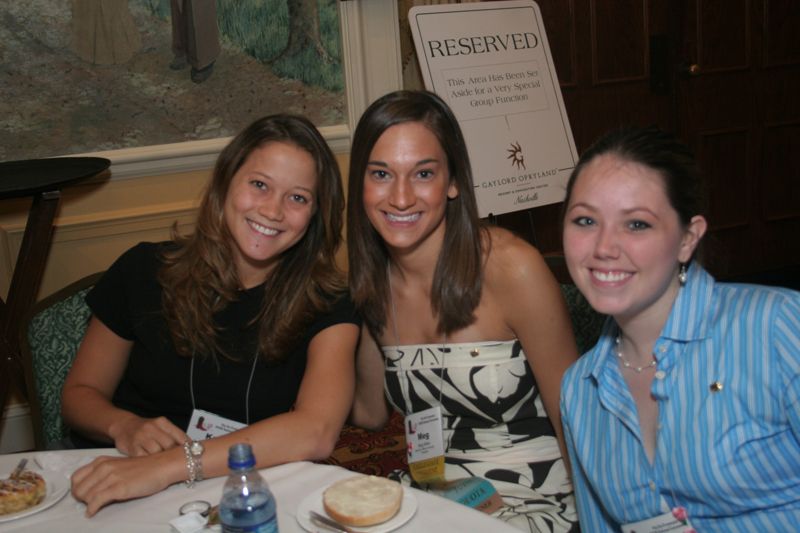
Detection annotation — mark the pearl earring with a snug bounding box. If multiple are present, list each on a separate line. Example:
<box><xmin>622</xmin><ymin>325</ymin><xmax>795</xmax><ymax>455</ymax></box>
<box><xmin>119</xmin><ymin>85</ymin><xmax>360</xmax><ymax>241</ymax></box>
<box><xmin>678</xmin><ymin>263</ymin><xmax>688</xmax><ymax>286</ymax></box>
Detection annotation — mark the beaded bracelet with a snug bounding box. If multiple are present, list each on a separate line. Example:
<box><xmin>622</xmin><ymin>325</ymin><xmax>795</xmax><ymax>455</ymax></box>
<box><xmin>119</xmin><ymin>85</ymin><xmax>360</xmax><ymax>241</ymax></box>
<box><xmin>183</xmin><ymin>440</ymin><xmax>205</xmax><ymax>488</ymax></box>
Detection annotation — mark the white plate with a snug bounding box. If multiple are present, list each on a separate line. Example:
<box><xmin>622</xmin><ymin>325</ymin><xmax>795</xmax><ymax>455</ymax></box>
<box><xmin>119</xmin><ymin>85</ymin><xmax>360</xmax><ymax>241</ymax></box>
<box><xmin>296</xmin><ymin>484</ymin><xmax>417</xmax><ymax>533</ymax></box>
<box><xmin>0</xmin><ymin>471</ymin><xmax>71</xmax><ymax>523</ymax></box>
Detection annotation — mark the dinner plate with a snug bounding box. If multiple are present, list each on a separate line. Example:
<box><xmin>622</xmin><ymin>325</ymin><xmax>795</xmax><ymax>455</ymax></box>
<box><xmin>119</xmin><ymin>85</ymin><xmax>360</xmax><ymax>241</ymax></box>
<box><xmin>296</xmin><ymin>484</ymin><xmax>417</xmax><ymax>533</ymax></box>
<box><xmin>0</xmin><ymin>471</ymin><xmax>70</xmax><ymax>523</ymax></box>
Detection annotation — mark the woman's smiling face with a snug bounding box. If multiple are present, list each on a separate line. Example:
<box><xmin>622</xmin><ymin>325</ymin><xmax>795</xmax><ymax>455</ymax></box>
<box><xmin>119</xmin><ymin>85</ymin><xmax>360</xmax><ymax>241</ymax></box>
<box><xmin>223</xmin><ymin>141</ymin><xmax>317</xmax><ymax>287</ymax></box>
<box><xmin>362</xmin><ymin>121</ymin><xmax>458</xmax><ymax>256</ymax></box>
<box><xmin>563</xmin><ymin>153</ymin><xmax>703</xmax><ymax>325</ymax></box>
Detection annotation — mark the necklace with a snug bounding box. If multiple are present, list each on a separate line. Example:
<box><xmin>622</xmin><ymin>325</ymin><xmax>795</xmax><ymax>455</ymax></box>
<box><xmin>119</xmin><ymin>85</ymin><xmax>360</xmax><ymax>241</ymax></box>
<box><xmin>615</xmin><ymin>335</ymin><xmax>657</xmax><ymax>373</ymax></box>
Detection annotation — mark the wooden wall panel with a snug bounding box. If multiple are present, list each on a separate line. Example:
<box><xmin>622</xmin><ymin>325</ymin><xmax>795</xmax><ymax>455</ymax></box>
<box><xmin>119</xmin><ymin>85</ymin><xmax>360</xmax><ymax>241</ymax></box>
<box><xmin>763</xmin><ymin>1</ymin><xmax>800</xmax><ymax>66</ymax></box>
<box><xmin>697</xmin><ymin>0</ymin><xmax>750</xmax><ymax>71</ymax></box>
<box><xmin>537</xmin><ymin>0</ymin><xmax>578</xmax><ymax>87</ymax></box>
<box><xmin>590</xmin><ymin>0</ymin><xmax>648</xmax><ymax>83</ymax></box>
<box><xmin>1</xmin><ymin>206</ymin><xmax>197</xmax><ymax>301</ymax></box>
<box><xmin>698</xmin><ymin>129</ymin><xmax>750</xmax><ymax>230</ymax></box>
<box><xmin>761</xmin><ymin>122</ymin><xmax>800</xmax><ymax>221</ymax></box>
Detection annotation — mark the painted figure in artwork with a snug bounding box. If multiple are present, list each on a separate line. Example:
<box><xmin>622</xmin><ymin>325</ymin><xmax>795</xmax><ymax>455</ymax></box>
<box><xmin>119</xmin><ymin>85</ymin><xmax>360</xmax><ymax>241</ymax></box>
<box><xmin>71</xmin><ymin>0</ymin><xmax>141</xmax><ymax>65</ymax></box>
<box><xmin>169</xmin><ymin>0</ymin><xmax>220</xmax><ymax>83</ymax></box>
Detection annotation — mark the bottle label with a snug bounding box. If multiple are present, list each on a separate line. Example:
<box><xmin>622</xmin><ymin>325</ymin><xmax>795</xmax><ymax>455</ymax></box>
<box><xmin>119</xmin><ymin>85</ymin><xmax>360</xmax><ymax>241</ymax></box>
<box><xmin>221</xmin><ymin>521</ymin><xmax>278</xmax><ymax>533</ymax></box>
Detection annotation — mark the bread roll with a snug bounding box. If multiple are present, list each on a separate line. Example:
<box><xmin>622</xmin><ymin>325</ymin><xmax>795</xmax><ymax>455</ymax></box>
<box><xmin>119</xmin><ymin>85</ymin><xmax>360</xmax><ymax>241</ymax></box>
<box><xmin>0</xmin><ymin>470</ymin><xmax>46</xmax><ymax>515</ymax></box>
<box><xmin>322</xmin><ymin>475</ymin><xmax>403</xmax><ymax>527</ymax></box>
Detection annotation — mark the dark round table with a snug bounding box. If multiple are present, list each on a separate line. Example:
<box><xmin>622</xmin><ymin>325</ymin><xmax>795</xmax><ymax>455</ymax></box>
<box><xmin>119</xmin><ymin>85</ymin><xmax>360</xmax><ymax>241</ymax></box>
<box><xmin>0</xmin><ymin>156</ymin><xmax>110</xmax><ymax>420</ymax></box>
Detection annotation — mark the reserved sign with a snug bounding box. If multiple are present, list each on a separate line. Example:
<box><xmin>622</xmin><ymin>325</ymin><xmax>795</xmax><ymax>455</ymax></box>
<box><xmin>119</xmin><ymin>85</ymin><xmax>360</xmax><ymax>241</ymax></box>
<box><xmin>409</xmin><ymin>0</ymin><xmax>577</xmax><ymax>216</ymax></box>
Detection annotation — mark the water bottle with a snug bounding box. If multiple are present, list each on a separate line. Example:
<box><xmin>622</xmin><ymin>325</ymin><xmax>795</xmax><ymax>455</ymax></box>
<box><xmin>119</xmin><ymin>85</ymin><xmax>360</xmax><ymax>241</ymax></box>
<box><xmin>219</xmin><ymin>443</ymin><xmax>278</xmax><ymax>532</ymax></box>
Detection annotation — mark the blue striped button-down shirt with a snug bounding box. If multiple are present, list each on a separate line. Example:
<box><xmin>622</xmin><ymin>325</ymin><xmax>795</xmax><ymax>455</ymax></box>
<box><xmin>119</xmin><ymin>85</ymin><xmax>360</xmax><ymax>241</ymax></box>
<box><xmin>560</xmin><ymin>264</ymin><xmax>800</xmax><ymax>532</ymax></box>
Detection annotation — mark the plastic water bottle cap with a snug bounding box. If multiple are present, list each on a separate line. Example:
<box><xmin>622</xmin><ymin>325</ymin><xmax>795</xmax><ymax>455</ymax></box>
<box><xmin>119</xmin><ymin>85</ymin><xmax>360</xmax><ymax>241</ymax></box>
<box><xmin>228</xmin><ymin>443</ymin><xmax>256</xmax><ymax>469</ymax></box>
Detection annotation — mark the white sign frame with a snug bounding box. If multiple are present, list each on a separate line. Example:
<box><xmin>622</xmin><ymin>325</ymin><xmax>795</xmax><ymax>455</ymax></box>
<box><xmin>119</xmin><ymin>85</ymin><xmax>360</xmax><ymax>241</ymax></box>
<box><xmin>409</xmin><ymin>0</ymin><xmax>577</xmax><ymax>217</ymax></box>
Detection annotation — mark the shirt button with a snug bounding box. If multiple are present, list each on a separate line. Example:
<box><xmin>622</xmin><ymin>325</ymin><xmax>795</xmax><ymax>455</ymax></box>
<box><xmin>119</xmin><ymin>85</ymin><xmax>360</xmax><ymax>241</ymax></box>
<box><xmin>654</xmin><ymin>370</ymin><xmax>666</xmax><ymax>380</ymax></box>
<box><xmin>649</xmin><ymin>481</ymin><xmax>657</xmax><ymax>491</ymax></box>
<box><xmin>658</xmin><ymin>346</ymin><xmax>667</xmax><ymax>353</ymax></box>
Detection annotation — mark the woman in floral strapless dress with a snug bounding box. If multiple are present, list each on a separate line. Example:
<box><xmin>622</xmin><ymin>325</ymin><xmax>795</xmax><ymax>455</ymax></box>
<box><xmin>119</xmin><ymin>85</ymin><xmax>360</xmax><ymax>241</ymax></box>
<box><xmin>346</xmin><ymin>90</ymin><xmax>580</xmax><ymax>532</ymax></box>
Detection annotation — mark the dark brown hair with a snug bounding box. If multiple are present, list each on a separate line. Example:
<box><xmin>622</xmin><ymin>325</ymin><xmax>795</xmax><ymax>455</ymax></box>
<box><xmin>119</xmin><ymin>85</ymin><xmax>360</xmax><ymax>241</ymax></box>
<box><xmin>159</xmin><ymin>114</ymin><xmax>345</xmax><ymax>362</ymax></box>
<box><xmin>347</xmin><ymin>90</ymin><xmax>485</xmax><ymax>336</ymax></box>
<box><xmin>564</xmin><ymin>126</ymin><xmax>706</xmax><ymax>226</ymax></box>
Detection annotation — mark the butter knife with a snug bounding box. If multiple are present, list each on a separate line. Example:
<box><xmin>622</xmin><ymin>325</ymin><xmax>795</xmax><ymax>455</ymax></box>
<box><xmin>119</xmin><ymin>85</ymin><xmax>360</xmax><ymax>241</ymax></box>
<box><xmin>309</xmin><ymin>510</ymin><xmax>355</xmax><ymax>533</ymax></box>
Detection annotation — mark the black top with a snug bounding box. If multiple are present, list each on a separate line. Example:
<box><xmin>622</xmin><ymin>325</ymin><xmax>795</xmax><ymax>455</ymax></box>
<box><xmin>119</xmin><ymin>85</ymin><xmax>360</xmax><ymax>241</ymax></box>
<box><xmin>73</xmin><ymin>241</ymin><xmax>359</xmax><ymax>447</ymax></box>
<box><xmin>0</xmin><ymin>157</ymin><xmax>109</xmax><ymax>198</ymax></box>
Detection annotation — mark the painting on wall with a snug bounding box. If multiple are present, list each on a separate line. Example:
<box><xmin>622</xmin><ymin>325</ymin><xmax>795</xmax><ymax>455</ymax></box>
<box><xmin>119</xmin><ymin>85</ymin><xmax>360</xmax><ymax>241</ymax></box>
<box><xmin>0</xmin><ymin>0</ymin><xmax>345</xmax><ymax>162</ymax></box>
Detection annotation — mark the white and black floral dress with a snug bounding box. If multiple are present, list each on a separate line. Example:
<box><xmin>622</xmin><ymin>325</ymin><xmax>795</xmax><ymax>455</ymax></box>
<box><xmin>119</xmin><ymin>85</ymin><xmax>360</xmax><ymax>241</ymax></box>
<box><xmin>383</xmin><ymin>340</ymin><xmax>578</xmax><ymax>533</ymax></box>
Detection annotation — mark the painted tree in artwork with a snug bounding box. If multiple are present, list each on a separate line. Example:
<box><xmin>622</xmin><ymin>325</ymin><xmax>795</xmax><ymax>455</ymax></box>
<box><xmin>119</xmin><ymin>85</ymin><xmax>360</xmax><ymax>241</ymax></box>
<box><xmin>278</xmin><ymin>0</ymin><xmax>333</xmax><ymax>63</ymax></box>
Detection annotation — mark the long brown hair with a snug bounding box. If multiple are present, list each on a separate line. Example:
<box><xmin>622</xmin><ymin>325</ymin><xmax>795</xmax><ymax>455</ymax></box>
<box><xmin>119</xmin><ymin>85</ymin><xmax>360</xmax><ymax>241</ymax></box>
<box><xmin>159</xmin><ymin>114</ymin><xmax>345</xmax><ymax>362</ymax></box>
<box><xmin>347</xmin><ymin>90</ymin><xmax>485</xmax><ymax>336</ymax></box>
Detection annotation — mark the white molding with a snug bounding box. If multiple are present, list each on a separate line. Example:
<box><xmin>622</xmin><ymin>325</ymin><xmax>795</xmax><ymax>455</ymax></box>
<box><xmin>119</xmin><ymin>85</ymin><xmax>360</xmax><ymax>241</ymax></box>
<box><xmin>339</xmin><ymin>0</ymin><xmax>403</xmax><ymax>128</ymax></box>
<box><xmin>4</xmin><ymin>205</ymin><xmax>199</xmax><ymax>247</ymax></box>
<box><xmin>0</xmin><ymin>402</ymin><xmax>34</xmax><ymax>454</ymax></box>
<box><xmin>75</xmin><ymin>1</ymin><xmax>402</xmax><ymax>182</ymax></box>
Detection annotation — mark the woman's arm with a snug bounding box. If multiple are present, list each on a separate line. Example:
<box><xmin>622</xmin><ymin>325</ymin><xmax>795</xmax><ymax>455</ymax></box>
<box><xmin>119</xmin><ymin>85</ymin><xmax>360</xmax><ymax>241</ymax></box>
<box><xmin>71</xmin><ymin>321</ymin><xmax>360</xmax><ymax>516</ymax></box>
<box><xmin>349</xmin><ymin>325</ymin><xmax>391</xmax><ymax>430</ymax></box>
<box><xmin>61</xmin><ymin>317</ymin><xmax>186</xmax><ymax>455</ymax></box>
<box><xmin>489</xmin><ymin>230</ymin><xmax>578</xmax><ymax>459</ymax></box>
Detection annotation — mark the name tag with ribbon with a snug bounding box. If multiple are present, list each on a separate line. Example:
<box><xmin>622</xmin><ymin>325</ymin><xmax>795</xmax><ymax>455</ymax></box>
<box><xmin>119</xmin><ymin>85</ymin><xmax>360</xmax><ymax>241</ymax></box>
<box><xmin>621</xmin><ymin>507</ymin><xmax>695</xmax><ymax>533</ymax></box>
<box><xmin>405</xmin><ymin>406</ymin><xmax>446</xmax><ymax>483</ymax></box>
<box><xmin>186</xmin><ymin>408</ymin><xmax>246</xmax><ymax>441</ymax></box>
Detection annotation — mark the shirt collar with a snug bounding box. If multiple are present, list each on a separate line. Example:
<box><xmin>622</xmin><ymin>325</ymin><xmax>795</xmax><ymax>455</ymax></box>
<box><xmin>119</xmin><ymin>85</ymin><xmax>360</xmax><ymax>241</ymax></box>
<box><xmin>580</xmin><ymin>262</ymin><xmax>715</xmax><ymax>380</ymax></box>
<box><xmin>660</xmin><ymin>262</ymin><xmax>715</xmax><ymax>342</ymax></box>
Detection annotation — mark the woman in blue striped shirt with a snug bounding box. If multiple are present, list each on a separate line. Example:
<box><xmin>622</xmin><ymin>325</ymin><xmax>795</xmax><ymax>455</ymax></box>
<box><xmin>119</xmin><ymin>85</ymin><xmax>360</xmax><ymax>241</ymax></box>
<box><xmin>560</xmin><ymin>127</ymin><xmax>800</xmax><ymax>532</ymax></box>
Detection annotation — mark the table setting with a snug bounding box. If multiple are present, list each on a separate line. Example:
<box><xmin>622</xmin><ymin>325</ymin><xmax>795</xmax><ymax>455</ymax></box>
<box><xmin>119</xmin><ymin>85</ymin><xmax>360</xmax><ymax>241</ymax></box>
<box><xmin>0</xmin><ymin>449</ymin><xmax>518</xmax><ymax>532</ymax></box>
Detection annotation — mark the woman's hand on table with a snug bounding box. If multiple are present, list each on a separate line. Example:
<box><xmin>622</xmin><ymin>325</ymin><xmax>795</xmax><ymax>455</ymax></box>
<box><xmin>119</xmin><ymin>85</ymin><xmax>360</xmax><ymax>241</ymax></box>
<box><xmin>109</xmin><ymin>414</ymin><xmax>186</xmax><ymax>456</ymax></box>
<box><xmin>71</xmin><ymin>452</ymin><xmax>183</xmax><ymax>516</ymax></box>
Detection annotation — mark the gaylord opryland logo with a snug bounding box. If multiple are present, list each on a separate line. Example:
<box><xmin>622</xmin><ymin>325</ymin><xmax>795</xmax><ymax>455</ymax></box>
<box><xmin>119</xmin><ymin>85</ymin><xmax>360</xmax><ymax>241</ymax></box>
<box><xmin>507</xmin><ymin>141</ymin><xmax>525</xmax><ymax>170</ymax></box>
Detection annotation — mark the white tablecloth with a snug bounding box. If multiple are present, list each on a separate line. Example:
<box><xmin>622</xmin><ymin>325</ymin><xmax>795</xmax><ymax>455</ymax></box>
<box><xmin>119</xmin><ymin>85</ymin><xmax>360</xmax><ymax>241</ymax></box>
<box><xmin>0</xmin><ymin>449</ymin><xmax>518</xmax><ymax>532</ymax></box>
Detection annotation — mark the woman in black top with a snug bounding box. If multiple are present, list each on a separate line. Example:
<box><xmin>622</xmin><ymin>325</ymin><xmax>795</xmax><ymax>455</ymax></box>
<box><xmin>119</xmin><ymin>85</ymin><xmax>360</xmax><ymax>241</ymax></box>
<box><xmin>63</xmin><ymin>115</ymin><xmax>360</xmax><ymax>515</ymax></box>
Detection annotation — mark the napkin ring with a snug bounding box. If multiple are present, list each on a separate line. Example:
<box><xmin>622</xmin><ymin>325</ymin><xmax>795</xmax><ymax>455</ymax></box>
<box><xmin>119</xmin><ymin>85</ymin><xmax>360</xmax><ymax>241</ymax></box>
<box><xmin>184</xmin><ymin>440</ymin><xmax>205</xmax><ymax>488</ymax></box>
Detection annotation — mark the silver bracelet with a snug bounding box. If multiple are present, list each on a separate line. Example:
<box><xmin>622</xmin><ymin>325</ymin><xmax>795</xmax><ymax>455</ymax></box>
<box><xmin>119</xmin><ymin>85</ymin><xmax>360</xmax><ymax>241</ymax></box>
<box><xmin>183</xmin><ymin>440</ymin><xmax>205</xmax><ymax>488</ymax></box>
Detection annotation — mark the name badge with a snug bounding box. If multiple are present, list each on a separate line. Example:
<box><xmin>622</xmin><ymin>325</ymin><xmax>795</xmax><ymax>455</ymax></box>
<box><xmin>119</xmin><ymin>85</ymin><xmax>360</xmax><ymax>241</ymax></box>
<box><xmin>621</xmin><ymin>507</ymin><xmax>695</xmax><ymax>533</ymax></box>
<box><xmin>405</xmin><ymin>406</ymin><xmax>446</xmax><ymax>483</ymax></box>
<box><xmin>186</xmin><ymin>408</ymin><xmax>246</xmax><ymax>441</ymax></box>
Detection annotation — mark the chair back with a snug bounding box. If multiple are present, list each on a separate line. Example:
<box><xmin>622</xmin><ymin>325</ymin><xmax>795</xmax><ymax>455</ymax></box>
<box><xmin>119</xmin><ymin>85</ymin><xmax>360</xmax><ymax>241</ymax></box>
<box><xmin>20</xmin><ymin>272</ymin><xmax>102</xmax><ymax>449</ymax></box>
<box><xmin>560</xmin><ymin>283</ymin><xmax>606</xmax><ymax>354</ymax></box>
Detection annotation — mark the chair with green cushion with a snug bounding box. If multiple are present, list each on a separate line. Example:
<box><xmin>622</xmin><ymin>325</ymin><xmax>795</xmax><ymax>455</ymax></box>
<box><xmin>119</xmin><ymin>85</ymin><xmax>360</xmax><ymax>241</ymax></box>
<box><xmin>544</xmin><ymin>254</ymin><xmax>606</xmax><ymax>354</ymax></box>
<box><xmin>20</xmin><ymin>272</ymin><xmax>103</xmax><ymax>449</ymax></box>
<box><xmin>560</xmin><ymin>283</ymin><xmax>606</xmax><ymax>355</ymax></box>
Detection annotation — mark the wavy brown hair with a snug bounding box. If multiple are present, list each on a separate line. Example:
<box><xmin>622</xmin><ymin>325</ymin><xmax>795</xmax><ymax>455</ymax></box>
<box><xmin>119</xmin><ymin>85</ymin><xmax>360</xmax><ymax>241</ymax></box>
<box><xmin>347</xmin><ymin>90</ymin><xmax>486</xmax><ymax>336</ymax></box>
<box><xmin>158</xmin><ymin>114</ymin><xmax>346</xmax><ymax>363</ymax></box>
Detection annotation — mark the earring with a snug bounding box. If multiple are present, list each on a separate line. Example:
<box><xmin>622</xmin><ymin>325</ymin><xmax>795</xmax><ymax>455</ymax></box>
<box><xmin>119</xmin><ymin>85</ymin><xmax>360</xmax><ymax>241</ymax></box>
<box><xmin>678</xmin><ymin>263</ymin><xmax>688</xmax><ymax>286</ymax></box>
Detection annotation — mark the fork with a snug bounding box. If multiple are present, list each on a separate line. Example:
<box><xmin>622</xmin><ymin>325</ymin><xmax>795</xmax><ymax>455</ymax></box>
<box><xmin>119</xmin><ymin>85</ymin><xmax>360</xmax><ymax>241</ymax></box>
<box><xmin>9</xmin><ymin>458</ymin><xmax>27</xmax><ymax>479</ymax></box>
<box><xmin>309</xmin><ymin>510</ymin><xmax>355</xmax><ymax>533</ymax></box>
